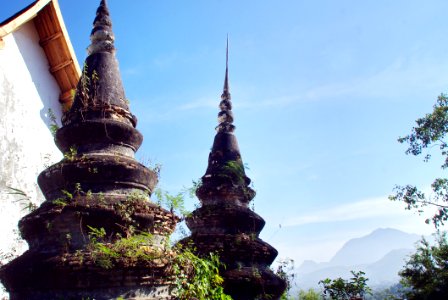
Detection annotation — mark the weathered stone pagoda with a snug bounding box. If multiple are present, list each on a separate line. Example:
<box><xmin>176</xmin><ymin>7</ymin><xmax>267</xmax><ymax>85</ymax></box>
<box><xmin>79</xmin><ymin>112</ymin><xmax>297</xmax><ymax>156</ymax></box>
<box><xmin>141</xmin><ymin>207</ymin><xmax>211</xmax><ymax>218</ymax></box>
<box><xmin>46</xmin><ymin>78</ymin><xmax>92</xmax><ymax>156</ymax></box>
<box><xmin>0</xmin><ymin>1</ymin><xmax>177</xmax><ymax>299</ymax></box>
<box><xmin>184</xmin><ymin>43</ymin><xmax>287</xmax><ymax>300</ymax></box>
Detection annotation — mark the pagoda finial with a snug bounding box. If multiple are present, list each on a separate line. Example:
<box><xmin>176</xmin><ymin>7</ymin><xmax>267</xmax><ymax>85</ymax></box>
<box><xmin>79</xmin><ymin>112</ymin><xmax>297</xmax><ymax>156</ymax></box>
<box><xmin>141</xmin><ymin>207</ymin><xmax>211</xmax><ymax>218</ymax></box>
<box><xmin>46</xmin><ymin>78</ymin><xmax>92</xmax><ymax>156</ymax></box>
<box><xmin>217</xmin><ymin>36</ymin><xmax>234</xmax><ymax>133</ymax></box>
<box><xmin>64</xmin><ymin>0</ymin><xmax>134</xmax><ymax>127</ymax></box>
<box><xmin>222</xmin><ymin>35</ymin><xmax>230</xmax><ymax>99</ymax></box>
<box><xmin>87</xmin><ymin>0</ymin><xmax>115</xmax><ymax>55</ymax></box>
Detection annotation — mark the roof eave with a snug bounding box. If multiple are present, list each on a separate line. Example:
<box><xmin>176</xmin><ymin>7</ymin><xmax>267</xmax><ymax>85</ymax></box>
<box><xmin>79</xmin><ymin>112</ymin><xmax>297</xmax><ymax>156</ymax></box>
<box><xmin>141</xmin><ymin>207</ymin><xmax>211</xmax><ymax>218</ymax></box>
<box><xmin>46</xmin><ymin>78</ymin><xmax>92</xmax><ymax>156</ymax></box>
<box><xmin>0</xmin><ymin>0</ymin><xmax>81</xmax><ymax>109</ymax></box>
<box><xmin>0</xmin><ymin>0</ymin><xmax>52</xmax><ymax>38</ymax></box>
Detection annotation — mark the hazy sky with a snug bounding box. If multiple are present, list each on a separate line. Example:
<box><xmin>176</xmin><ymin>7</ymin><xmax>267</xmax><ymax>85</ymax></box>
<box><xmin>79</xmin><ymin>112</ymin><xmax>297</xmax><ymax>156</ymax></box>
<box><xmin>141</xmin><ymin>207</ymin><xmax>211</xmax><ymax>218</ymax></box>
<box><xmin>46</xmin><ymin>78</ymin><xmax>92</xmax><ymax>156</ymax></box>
<box><xmin>2</xmin><ymin>0</ymin><xmax>447</xmax><ymax>266</ymax></box>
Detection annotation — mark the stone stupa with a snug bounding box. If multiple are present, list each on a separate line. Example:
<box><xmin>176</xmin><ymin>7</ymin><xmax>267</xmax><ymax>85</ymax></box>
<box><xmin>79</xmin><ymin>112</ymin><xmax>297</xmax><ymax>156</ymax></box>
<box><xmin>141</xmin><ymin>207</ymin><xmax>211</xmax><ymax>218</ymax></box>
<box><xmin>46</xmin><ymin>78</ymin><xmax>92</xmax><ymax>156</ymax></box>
<box><xmin>0</xmin><ymin>1</ymin><xmax>178</xmax><ymax>299</ymax></box>
<box><xmin>182</xmin><ymin>40</ymin><xmax>287</xmax><ymax>300</ymax></box>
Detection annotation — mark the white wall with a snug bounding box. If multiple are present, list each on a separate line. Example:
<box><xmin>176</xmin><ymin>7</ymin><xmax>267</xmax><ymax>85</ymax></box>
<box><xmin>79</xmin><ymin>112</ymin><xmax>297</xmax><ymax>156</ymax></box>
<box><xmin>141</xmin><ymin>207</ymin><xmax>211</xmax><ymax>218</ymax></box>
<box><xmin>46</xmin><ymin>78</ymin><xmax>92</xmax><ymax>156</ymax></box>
<box><xmin>0</xmin><ymin>20</ymin><xmax>63</xmax><ymax>284</ymax></box>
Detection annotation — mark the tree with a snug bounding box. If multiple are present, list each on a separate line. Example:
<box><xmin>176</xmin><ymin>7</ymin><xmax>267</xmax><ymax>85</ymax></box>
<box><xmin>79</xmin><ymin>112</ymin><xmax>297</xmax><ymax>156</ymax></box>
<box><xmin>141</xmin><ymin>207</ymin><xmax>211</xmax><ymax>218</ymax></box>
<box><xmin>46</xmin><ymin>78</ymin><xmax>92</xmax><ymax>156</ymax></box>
<box><xmin>297</xmin><ymin>288</ymin><xmax>323</xmax><ymax>300</ymax></box>
<box><xmin>276</xmin><ymin>258</ymin><xmax>296</xmax><ymax>300</ymax></box>
<box><xmin>319</xmin><ymin>270</ymin><xmax>371</xmax><ymax>300</ymax></box>
<box><xmin>365</xmin><ymin>283</ymin><xmax>408</xmax><ymax>300</ymax></box>
<box><xmin>399</xmin><ymin>231</ymin><xmax>448</xmax><ymax>300</ymax></box>
<box><xmin>389</xmin><ymin>94</ymin><xmax>448</xmax><ymax>228</ymax></box>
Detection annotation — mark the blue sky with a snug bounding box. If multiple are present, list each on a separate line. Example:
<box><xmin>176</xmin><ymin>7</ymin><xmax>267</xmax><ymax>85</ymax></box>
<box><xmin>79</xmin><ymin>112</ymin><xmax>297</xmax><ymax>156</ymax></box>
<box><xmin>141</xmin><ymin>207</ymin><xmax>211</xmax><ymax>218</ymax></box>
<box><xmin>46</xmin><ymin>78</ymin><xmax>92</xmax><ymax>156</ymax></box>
<box><xmin>2</xmin><ymin>0</ymin><xmax>448</xmax><ymax>265</ymax></box>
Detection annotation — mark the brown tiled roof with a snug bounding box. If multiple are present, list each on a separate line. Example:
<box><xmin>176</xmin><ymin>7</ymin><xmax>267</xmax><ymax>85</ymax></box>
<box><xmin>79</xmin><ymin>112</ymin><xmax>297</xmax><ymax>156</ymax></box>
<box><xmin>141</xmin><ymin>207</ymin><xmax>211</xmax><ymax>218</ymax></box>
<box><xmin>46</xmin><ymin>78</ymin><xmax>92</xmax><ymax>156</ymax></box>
<box><xmin>0</xmin><ymin>0</ymin><xmax>80</xmax><ymax>108</ymax></box>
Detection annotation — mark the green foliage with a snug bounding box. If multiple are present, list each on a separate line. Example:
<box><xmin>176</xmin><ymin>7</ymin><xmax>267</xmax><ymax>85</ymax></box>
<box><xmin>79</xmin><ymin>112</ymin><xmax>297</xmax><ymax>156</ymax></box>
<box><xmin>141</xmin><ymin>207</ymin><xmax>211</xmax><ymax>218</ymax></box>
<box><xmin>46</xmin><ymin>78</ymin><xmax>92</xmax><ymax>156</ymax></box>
<box><xmin>62</xmin><ymin>189</ymin><xmax>74</xmax><ymax>200</ymax></box>
<box><xmin>86</xmin><ymin>226</ymin><xmax>231</xmax><ymax>299</ymax></box>
<box><xmin>222</xmin><ymin>160</ymin><xmax>245</xmax><ymax>185</ymax></box>
<box><xmin>51</xmin><ymin>184</ymin><xmax>88</xmax><ymax>207</ymax></box>
<box><xmin>79</xmin><ymin>63</ymin><xmax>91</xmax><ymax>106</ymax></box>
<box><xmin>153</xmin><ymin>187</ymin><xmax>190</xmax><ymax>216</ymax></box>
<box><xmin>113</xmin><ymin>191</ymin><xmax>147</xmax><ymax>232</ymax></box>
<box><xmin>173</xmin><ymin>247</ymin><xmax>232</xmax><ymax>300</ymax></box>
<box><xmin>275</xmin><ymin>258</ymin><xmax>296</xmax><ymax>300</ymax></box>
<box><xmin>70</xmin><ymin>88</ymin><xmax>76</xmax><ymax>100</ymax></box>
<box><xmin>87</xmin><ymin>226</ymin><xmax>156</xmax><ymax>269</ymax></box>
<box><xmin>47</xmin><ymin>108</ymin><xmax>59</xmax><ymax>136</ymax></box>
<box><xmin>319</xmin><ymin>271</ymin><xmax>371</xmax><ymax>300</ymax></box>
<box><xmin>78</xmin><ymin>63</ymin><xmax>100</xmax><ymax>106</ymax></box>
<box><xmin>399</xmin><ymin>231</ymin><xmax>448</xmax><ymax>299</ymax></box>
<box><xmin>91</xmin><ymin>69</ymin><xmax>99</xmax><ymax>83</ymax></box>
<box><xmin>64</xmin><ymin>146</ymin><xmax>78</xmax><ymax>161</ymax></box>
<box><xmin>87</xmin><ymin>226</ymin><xmax>106</xmax><ymax>240</ymax></box>
<box><xmin>297</xmin><ymin>289</ymin><xmax>323</xmax><ymax>300</ymax></box>
<box><xmin>97</xmin><ymin>192</ymin><xmax>105</xmax><ymax>204</ymax></box>
<box><xmin>390</xmin><ymin>93</ymin><xmax>448</xmax><ymax>228</ymax></box>
<box><xmin>80</xmin><ymin>64</ymin><xmax>90</xmax><ymax>89</ymax></box>
<box><xmin>137</xmin><ymin>156</ymin><xmax>162</xmax><ymax>178</ymax></box>
<box><xmin>365</xmin><ymin>284</ymin><xmax>406</xmax><ymax>300</ymax></box>
<box><xmin>52</xmin><ymin>198</ymin><xmax>68</xmax><ymax>207</ymax></box>
<box><xmin>187</xmin><ymin>179</ymin><xmax>202</xmax><ymax>199</ymax></box>
<box><xmin>6</xmin><ymin>186</ymin><xmax>37</xmax><ymax>212</ymax></box>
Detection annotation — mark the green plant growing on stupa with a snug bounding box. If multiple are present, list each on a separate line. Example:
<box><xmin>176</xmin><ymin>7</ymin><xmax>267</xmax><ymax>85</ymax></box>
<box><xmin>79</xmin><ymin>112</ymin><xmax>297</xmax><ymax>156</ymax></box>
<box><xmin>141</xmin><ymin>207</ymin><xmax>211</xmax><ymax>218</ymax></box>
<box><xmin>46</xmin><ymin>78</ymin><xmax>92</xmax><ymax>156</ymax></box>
<box><xmin>85</xmin><ymin>225</ymin><xmax>232</xmax><ymax>299</ymax></box>
<box><xmin>47</xmin><ymin>108</ymin><xmax>59</xmax><ymax>136</ymax></box>
<box><xmin>153</xmin><ymin>187</ymin><xmax>190</xmax><ymax>217</ymax></box>
<box><xmin>5</xmin><ymin>187</ymin><xmax>37</xmax><ymax>212</ymax></box>
<box><xmin>87</xmin><ymin>226</ymin><xmax>157</xmax><ymax>269</ymax></box>
<box><xmin>64</xmin><ymin>146</ymin><xmax>78</xmax><ymax>161</ymax></box>
<box><xmin>172</xmin><ymin>246</ymin><xmax>232</xmax><ymax>300</ymax></box>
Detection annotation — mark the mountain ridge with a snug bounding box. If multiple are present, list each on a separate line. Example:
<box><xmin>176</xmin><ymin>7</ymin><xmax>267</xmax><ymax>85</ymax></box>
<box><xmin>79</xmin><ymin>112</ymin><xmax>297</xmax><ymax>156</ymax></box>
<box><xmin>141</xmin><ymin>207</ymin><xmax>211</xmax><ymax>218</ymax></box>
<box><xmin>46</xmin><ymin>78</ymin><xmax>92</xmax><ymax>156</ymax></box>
<box><xmin>296</xmin><ymin>228</ymin><xmax>422</xmax><ymax>289</ymax></box>
<box><xmin>329</xmin><ymin>227</ymin><xmax>420</xmax><ymax>266</ymax></box>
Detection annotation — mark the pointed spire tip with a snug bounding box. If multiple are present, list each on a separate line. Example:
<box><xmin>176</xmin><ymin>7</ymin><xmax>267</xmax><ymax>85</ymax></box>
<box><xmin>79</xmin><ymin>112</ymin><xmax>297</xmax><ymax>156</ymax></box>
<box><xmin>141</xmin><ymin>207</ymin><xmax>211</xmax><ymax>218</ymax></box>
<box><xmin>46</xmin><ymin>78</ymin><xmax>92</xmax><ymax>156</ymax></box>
<box><xmin>222</xmin><ymin>36</ymin><xmax>230</xmax><ymax>98</ymax></box>
<box><xmin>88</xmin><ymin>0</ymin><xmax>115</xmax><ymax>55</ymax></box>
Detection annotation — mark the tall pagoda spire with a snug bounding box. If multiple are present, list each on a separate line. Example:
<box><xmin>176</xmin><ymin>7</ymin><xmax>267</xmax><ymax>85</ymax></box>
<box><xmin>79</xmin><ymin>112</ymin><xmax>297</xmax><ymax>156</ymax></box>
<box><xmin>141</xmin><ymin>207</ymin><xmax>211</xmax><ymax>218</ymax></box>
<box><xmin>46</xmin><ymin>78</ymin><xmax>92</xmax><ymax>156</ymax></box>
<box><xmin>183</xmin><ymin>41</ymin><xmax>287</xmax><ymax>300</ymax></box>
<box><xmin>222</xmin><ymin>36</ymin><xmax>230</xmax><ymax>100</ymax></box>
<box><xmin>0</xmin><ymin>1</ymin><xmax>177</xmax><ymax>299</ymax></box>
<box><xmin>217</xmin><ymin>36</ymin><xmax>235</xmax><ymax>136</ymax></box>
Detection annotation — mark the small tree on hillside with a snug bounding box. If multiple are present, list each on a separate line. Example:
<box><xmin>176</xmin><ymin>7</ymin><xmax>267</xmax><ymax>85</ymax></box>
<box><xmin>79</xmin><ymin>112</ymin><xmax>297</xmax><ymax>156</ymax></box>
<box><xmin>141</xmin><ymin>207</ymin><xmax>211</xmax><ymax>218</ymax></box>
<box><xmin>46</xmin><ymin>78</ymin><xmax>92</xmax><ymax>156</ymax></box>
<box><xmin>319</xmin><ymin>270</ymin><xmax>371</xmax><ymax>300</ymax></box>
<box><xmin>297</xmin><ymin>288</ymin><xmax>323</xmax><ymax>300</ymax></box>
<box><xmin>399</xmin><ymin>231</ymin><xmax>448</xmax><ymax>300</ymax></box>
<box><xmin>276</xmin><ymin>258</ymin><xmax>296</xmax><ymax>300</ymax></box>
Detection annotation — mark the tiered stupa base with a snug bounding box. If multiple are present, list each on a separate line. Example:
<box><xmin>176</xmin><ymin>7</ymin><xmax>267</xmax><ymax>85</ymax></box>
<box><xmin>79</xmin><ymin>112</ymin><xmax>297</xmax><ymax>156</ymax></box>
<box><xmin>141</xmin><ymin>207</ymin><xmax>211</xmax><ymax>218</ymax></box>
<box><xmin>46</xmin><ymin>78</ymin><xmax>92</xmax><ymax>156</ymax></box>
<box><xmin>185</xmin><ymin>201</ymin><xmax>286</xmax><ymax>300</ymax></box>
<box><xmin>3</xmin><ymin>253</ymin><xmax>174</xmax><ymax>300</ymax></box>
<box><xmin>1</xmin><ymin>192</ymin><xmax>178</xmax><ymax>300</ymax></box>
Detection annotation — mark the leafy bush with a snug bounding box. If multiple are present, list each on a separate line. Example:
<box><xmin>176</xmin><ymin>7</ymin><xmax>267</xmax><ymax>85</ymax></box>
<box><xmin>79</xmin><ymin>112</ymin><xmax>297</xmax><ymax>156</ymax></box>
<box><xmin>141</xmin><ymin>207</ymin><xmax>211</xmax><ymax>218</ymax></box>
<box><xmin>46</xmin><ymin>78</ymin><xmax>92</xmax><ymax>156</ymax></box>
<box><xmin>399</xmin><ymin>231</ymin><xmax>448</xmax><ymax>299</ymax></box>
<box><xmin>319</xmin><ymin>271</ymin><xmax>371</xmax><ymax>300</ymax></box>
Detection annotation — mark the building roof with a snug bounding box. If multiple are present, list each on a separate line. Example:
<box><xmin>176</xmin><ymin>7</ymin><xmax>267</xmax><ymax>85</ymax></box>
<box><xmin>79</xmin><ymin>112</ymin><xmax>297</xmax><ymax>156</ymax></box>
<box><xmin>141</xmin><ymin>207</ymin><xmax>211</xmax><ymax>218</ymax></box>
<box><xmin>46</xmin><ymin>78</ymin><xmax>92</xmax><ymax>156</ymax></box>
<box><xmin>0</xmin><ymin>0</ymin><xmax>81</xmax><ymax>108</ymax></box>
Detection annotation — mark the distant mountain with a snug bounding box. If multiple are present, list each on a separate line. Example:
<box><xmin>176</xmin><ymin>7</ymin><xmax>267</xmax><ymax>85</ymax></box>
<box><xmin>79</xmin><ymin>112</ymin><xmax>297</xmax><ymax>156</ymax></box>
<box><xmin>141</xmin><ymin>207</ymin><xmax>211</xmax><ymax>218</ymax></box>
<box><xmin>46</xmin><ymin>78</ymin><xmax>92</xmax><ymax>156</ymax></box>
<box><xmin>299</xmin><ymin>260</ymin><xmax>321</xmax><ymax>274</ymax></box>
<box><xmin>329</xmin><ymin>228</ymin><xmax>420</xmax><ymax>266</ymax></box>
<box><xmin>297</xmin><ymin>265</ymin><xmax>360</xmax><ymax>290</ymax></box>
<box><xmin>296</xmin><ymin>228</ymin><xmax>422</xmax><ymax>290</ymax></box>
<box><xmin>365</xmin><ymin>248</ymin><xmax>413</xmax><ymax>285</ymax></box>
